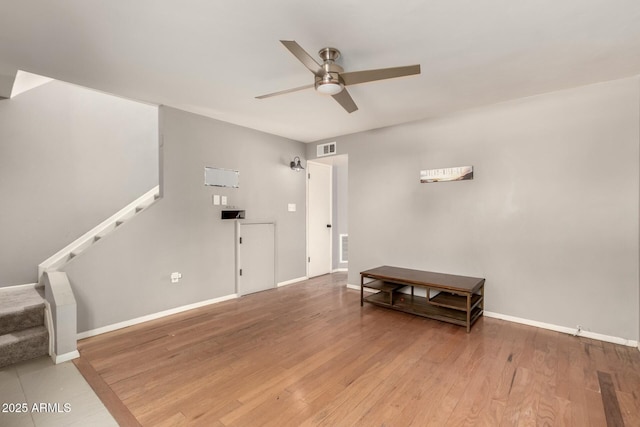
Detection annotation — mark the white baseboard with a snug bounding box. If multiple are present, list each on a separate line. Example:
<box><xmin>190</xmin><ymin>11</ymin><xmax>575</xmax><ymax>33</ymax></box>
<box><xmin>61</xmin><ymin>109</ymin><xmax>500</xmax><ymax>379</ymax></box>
<box><xmin>484</xmin><ymin>311</ymin><xmax>639</xmax><ymax>348</ymax></box>
<box><xmin>52</xmin><ymin>350</ymin><xmax>79</xmax><ymax>364</ymax></box>
<box><xmin>346</xmin><ymin>284</ymin><xmax>377</xmax><ymax>293</ymax></box>
<box><xmin>277</xmin><ymin>276</ymin><xmax>308</xmax><ymax>287</ymax></box>
<box><xmin>0</xmin><ymin>282</ymin><xmax>40</xmax><ymax>291</ymax></box>
<box><xmin>77</xmin><ymin>293</ymin><xmax>238</xmax><ymax>340</ymax></box>
<box><xmin>349</xmin><ymin>285</ymin><xmax>638</xmax><ymax>347</ymax></box>
<box><xmin>332</xmin><ymin>268</ymin><xmax>348</xmax><ymax>273</ymax></box>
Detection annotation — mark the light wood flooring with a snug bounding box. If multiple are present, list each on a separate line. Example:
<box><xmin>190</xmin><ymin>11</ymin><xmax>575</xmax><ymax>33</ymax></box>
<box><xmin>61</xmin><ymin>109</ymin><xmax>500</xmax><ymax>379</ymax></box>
<box><xmin>74</xmin><ymin>273</ymin><xmax>640</xmax><ymax>426</ymax></box>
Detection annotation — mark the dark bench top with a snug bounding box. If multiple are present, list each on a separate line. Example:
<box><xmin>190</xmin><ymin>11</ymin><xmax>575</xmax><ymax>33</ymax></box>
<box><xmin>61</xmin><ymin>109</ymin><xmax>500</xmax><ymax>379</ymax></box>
<box><xmin>360</xmin><ymin>265</ymin><xmax>485</xmax><ymax>294</ymax></box>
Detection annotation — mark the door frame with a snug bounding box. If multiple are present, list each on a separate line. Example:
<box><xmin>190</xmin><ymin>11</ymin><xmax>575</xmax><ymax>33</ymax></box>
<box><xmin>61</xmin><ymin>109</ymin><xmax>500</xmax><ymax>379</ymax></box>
<box><xmin>306</xmin><ymin>161</ymin><xmax>333</xmax><ymax>278</ymax></box>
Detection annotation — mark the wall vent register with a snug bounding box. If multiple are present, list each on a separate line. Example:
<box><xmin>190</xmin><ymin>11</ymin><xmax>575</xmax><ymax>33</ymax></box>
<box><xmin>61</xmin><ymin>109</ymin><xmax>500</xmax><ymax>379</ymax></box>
<box><xmin>317</xmin><ymin>142</ymin><xmax>337</xmax><ymax>157</ymax></box>
<box><xmin>339</xmin><ymin>234</ymin><xmax>348</xmax><ymax>263</ymax></box>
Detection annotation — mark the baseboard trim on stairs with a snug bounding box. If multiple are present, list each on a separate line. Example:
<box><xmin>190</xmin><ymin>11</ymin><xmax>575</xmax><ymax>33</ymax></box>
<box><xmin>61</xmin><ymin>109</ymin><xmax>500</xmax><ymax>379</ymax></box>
<box><xmin>43</xmin><ymin>300</ymin><xmax>54</xmax><ymax>358</ymax></box>
<box><xmin>277</xmin><ymin>276</ymin><xmax>308</xmax><ymax>287</ymax></box>
<box><xmin>53</xmin><ymin>350</ymin><xmax>79</xmax><ymax>364</ymax></box>
<box><xmin>77</xmin><ymin>293</ymin><xmax>239</xmax><ymax>340</ymax></box>
<box><xmin>0</xmin><ymin>282</ymin><xmax>39</xmax><ymax>291</ymax></box>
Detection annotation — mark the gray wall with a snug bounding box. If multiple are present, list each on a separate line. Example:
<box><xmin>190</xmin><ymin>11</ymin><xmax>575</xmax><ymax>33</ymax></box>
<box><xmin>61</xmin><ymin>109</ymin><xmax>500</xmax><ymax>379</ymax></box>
<box><xmin>308</xmin><ymin>77</ymin><xmax>640</xmax><ymax>341</ymax></box>
<box><xmin>63</xmin><ymin>106</ymin><xmax>306</xmax><ymax>333</ymax></box>
<box><xmin>0</xmin><ymin>81</ymin><xmax>158</xmax><ymax>287</ymax></box>
<box><xmin>0</xmin><ymin>73</ymin><xmax>13</xmax><ymax>98</ymax></box>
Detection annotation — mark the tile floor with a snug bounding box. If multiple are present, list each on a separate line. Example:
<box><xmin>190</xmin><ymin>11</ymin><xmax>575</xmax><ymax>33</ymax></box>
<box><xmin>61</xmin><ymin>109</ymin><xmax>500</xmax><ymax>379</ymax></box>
<box><xmin>0</xmin><ymin>356</ymin><xmax>116</xmax><ymax>427</ymax></box>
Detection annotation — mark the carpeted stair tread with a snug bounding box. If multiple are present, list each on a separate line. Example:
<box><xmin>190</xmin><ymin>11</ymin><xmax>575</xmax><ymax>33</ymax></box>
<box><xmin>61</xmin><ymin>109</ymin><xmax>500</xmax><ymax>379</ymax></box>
<box><xmin>0</xmin><ymin>325</ymin><xmax>48</xmax><ymax>368</ymax></box>
<box><xmin>0</xmin><ymin>286</ymin><xmax>46</xmax><ymax>335</ymax></box>
<box><xmin>0</xmin><ymin>285</ymin><xmax>45</xmax><ymax>314</ymax></box>
<box><xmin>0</xmin><ymin>305</ymin><xmax>45</xmax><ymax>335</ymax></box>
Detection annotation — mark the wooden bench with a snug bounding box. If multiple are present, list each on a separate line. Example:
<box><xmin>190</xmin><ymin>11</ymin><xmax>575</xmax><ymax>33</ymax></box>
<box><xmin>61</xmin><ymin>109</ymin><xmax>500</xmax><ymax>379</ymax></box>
<box><xmin>360</xmin><ymin>266</ymin><xmax>485</xmax><ymax>332</ymax></box>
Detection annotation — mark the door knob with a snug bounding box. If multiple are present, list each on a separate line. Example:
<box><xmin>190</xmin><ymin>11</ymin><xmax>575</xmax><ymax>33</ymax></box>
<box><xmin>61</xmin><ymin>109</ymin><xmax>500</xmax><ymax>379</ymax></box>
<box><xmin>326</xmin><ymin>224</ymin><xmax>332</xmax><ymax>228</ymax></box>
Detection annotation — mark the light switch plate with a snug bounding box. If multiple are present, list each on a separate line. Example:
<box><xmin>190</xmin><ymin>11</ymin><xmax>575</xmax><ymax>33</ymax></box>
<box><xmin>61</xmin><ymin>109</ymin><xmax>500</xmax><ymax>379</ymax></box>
<box><xmin>221</xmin><ymin>196</ymin><xmax>228</xmax><ymax>205</ymax></box>
<box><xmin>288</xmin><ymin>203</ymin><xmax>296</xmax><ymax>212</ymax></box>
<box><xmin>213</xmin><ymin>195</ymin><xmax>220</xmax><ymax>205</ymax></box>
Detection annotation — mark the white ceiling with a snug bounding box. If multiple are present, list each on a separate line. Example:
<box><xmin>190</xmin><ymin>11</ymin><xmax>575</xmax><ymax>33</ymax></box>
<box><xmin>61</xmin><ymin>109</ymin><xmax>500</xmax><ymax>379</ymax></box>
<box><xmin>1</xmin><ymin>1</ymin><xmax>640</xmax><ymax>142</ymax></box>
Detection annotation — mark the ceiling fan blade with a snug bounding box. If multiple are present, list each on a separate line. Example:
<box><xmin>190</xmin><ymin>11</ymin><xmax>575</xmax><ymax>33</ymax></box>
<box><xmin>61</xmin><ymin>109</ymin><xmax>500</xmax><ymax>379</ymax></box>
<box><xmin>255</xmin><ymin>83</ymin><xmax>314</xmax><ymax>99</ymax></box>
<box><xmin>332</xmin><ymin>89</ymin><xmax>358</xmax><ymax>113</ymax></box>
<box><xmin>341</xmin><ymin>64</ymin><xmax>421</xmax><ymax>86</ymax></box>
<box><xmin>280</xmin><ymin>40</ymin><xmax>322</xmax><ymax>76</ymax></box>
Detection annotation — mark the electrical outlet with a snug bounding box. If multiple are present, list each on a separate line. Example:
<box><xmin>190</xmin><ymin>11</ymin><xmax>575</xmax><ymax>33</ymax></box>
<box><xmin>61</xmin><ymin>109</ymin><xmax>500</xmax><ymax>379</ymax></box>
<box><xmin>170</xmin><ymin>272</ymin><xmax>182</xmax><ymax>283</ymax></box>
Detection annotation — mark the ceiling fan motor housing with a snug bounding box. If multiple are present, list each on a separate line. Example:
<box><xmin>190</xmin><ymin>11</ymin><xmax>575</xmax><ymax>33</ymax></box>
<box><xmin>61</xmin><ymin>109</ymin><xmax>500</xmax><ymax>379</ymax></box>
<box><xmin>315</xmin><ymin>47</ymin><xmax>345</xmax><ymax>95</ymax></box>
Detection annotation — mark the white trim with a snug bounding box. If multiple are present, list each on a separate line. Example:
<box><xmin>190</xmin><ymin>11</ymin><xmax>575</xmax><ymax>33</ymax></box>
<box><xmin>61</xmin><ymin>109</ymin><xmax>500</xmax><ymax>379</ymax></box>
<box><xmin>39</xmin><ymin>185</ymin><xmax>160</xmax><ymax>277</ymax></box>
<box><xmin>11</xmin><ymin>70</ymin><xmax>53</xmax><ymax>98</ymax></box>
<box><xmin>346</xmin><ymin>284</ymin><xmax>376</xmax><ymax>293</ymax></box>
<box><xmin>350</xmin><ymin>288</ymin><xmax>639</xmax><ymax>347</ymax></box>
<box><xmin>53</xmin><ymin>350</ymin><xmax>80</xmax><ymax>364</ymax></box>
<box><xmin>332</xmin><ymin>268</ymin><xmax>348</xmax><ymax>273</ymax></box>
<box><xmin>0</xmin><ymin>282</ymin><xmax>39</xmax><ymax>291</ymax></box>
<box><xmin>43</xmin><ymin>300</ymin><xmax>54</xmax><ymax>357</ymax></box>
<box><xmin>77</xmin><ymin>293</ymin><xmax>238</xmax><ymax>340</ymax></box>
<box><xmin>484</xmin><ymin>311</ymin><xmax>639</xmax><ymax>348</ymax></box>
<box><xmin>277</xmin><ymin>276</ymin><xmax>308</xmax><ymax>287</ymax></box>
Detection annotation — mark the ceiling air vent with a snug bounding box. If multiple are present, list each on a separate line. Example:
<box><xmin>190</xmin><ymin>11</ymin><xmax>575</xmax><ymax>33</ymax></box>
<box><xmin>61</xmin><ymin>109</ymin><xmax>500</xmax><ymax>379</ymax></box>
<box><xmin>317</xmin><ymin>142</ymin><xmax>337</xmax><ymax>157</ymax></box>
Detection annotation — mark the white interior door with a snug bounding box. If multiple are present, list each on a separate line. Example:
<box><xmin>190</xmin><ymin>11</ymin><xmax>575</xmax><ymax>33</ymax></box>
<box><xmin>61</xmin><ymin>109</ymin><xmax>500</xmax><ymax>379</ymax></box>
<box><xmin>307</xmin><ymin>162</ymin><xmax>332</xmax><ymax>278</ymax></box>
<box><xmin>238</xmin><ymin>223</ymin><xmax>275</xmax><ymax>296</ymax></box>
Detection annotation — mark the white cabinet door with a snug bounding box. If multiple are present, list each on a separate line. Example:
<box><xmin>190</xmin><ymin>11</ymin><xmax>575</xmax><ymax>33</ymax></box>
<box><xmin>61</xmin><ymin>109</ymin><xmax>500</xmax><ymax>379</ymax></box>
<box><xmin>238</xmin><ymin>223</ymin><xmax>275</xmax><ymax>296</ymax></box>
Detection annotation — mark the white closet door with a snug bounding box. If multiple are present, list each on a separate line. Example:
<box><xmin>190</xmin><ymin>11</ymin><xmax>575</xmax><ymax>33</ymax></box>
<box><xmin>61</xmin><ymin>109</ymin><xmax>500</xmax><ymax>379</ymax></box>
<box><xmin>238</xmin><ymin>223</ymin><xmax>275</xmax><ymax>296</ymax></box>
<box><xmin>307</xmin><ymin>162</ymin><xmax>332</xmax><ymax>278</ymax></box>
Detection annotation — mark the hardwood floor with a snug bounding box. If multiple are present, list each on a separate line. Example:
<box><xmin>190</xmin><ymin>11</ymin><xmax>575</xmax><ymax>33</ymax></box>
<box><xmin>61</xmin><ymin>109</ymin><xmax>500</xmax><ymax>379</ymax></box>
<box><xmin>74</xmin><ymin>273</ymin><xmax>640</xmax><ymax>426</ymax></box>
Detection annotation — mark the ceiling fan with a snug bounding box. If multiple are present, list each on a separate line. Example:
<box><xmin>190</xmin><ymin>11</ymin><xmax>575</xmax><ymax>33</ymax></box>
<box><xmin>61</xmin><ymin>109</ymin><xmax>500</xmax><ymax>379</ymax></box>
<box><xmin>256</xmin><ymin>40</ymin><xmax>421</xmax><ymax>113</ymax></box>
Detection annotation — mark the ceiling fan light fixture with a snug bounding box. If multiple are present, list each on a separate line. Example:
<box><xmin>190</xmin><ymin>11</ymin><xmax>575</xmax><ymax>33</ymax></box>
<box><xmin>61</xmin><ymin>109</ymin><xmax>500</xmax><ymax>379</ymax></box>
<box><xmin>315</xmin><ymin>80</ymin><xmax>344</xmax><ymax>95</ymax></box>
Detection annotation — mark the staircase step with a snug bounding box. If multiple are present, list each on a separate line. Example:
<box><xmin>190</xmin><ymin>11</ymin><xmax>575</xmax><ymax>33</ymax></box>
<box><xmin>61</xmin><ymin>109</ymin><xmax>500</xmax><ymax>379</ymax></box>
<box><xmin>0</xmin><ymin>325</ymin><xmax>48</xmax><ymax>368</ymax></box>
<box><xmin>0</xmin><ymin>286</ymin><xmax>46</xmax><ymax>335</ymax></box>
